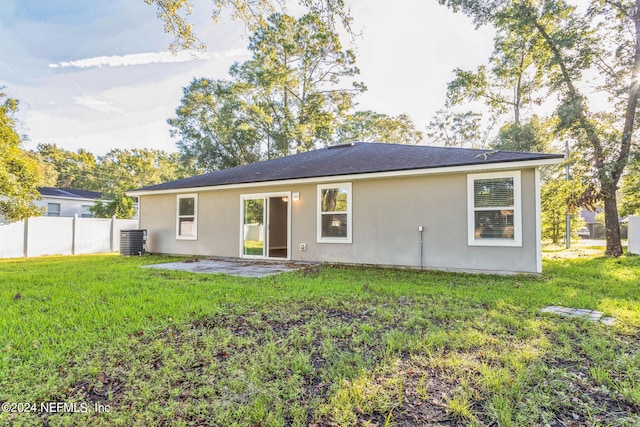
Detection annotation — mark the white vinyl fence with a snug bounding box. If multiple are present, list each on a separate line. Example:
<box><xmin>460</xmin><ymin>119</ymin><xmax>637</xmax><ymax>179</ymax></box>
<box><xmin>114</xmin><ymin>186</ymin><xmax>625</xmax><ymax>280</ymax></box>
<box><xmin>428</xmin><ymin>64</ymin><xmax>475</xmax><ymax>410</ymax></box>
<box><xmin>0</xmin><ymin>216</ymin><xmax>139</xmax><ymax>259</ymax></box>
<box><xmin>629</xmin><ymin>216</ymin><xmax>640</xmax><ymax>255</ymax></box>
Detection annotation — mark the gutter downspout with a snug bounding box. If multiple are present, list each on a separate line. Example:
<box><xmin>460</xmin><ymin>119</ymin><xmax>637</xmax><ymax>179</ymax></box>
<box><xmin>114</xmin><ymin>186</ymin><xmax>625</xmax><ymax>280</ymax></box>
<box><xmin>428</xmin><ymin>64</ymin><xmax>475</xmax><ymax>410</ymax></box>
<box><xmin>418</xmin><ymin>225</ymin><xmax>424</xmax><ymax>269</ymax></box>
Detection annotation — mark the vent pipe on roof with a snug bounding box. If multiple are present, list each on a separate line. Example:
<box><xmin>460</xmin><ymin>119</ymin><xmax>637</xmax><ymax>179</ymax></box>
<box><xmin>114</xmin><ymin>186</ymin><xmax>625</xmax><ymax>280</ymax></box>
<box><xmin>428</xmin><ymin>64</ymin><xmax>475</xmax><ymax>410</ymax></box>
<box><xmin>328</xmin><ymin>142</ymin><xmax>356</xmax><ymax>149</ymax></box>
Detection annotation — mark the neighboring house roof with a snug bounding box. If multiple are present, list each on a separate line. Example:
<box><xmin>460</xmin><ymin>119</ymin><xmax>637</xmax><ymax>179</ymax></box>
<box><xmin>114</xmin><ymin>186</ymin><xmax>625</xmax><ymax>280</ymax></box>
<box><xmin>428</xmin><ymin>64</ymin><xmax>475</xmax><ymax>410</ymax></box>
<box><xmin>580</xmin><ymin>208</ymin><xmax>603</xmax><ymax>224</ymax></box>
<box><xmin>38</xmin><ymin>187</ymin><xmax>103</xmax><ymax>200</ymax></box>
<box><xmin>580</xmin><ymin>207</ymin><xmax>627</xmax><ymax>223</ymax></box>
<box><xmin>131</xmin><ymin>142</ymin><xmax>564</xmax><ymax>193</ymax></box>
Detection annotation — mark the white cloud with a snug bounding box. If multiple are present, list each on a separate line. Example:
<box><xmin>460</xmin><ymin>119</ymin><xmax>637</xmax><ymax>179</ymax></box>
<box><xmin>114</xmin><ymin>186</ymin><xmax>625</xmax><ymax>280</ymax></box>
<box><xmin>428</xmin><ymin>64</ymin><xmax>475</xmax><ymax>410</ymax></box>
<box><xmin>47</xmin><ymin>48</ymin><xmax>247</xmax><ymax>69</ymax></box>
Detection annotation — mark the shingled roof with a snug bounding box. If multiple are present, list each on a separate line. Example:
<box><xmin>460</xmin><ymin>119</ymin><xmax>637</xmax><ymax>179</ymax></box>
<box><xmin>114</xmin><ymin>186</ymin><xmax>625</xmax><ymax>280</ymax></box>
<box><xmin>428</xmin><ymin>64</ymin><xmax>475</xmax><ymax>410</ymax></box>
<box><xmin>132</xmin><ymin>142</ymin><xmax>563</xmax><ymax>193</ymax></box>
<box><xmin>38</xmin><ymin>187</ymin><xmax>103</xmax><ymax>200</ymax></box>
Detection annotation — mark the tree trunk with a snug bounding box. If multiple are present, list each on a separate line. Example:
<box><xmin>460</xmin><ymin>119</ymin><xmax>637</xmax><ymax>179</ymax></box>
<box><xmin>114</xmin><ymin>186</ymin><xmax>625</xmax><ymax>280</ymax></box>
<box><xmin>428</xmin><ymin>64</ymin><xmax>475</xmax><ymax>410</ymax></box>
<box><xmin>603</xmin><ymin>186</ymin><xmax>623</xmax><ymax>257</ymax></box>
<box><xmin>532</xmin><ymin>11</ymin><xmax>632</xmax><ymax>258</ymax></box>
<box><xmin>602</xmin><ymin>0</ymin><xmax>640</xmax><ymax>257</ymax></box>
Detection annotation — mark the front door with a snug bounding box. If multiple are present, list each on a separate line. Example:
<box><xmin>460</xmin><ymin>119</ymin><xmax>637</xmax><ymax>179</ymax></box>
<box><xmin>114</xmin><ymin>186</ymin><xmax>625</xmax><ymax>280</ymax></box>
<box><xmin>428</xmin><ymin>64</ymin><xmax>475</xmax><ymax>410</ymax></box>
<box><xmin>241</xmin><ymin>193</ymin><xmax>290</xmax><ymax>259</ymax></box>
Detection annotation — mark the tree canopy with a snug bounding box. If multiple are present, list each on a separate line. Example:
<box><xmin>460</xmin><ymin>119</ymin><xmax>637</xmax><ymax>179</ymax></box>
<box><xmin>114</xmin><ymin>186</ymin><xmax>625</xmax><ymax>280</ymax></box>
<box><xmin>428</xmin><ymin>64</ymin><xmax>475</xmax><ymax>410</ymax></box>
<box><xmin>168</xmin><ymin>78</ymin><xmax>263</xmax><ymax>172</ymax></box>
<box><xmin>427</xmin><ymin>109</ymin><xmax>490</xmax><ymax>148</ymax></box>
<box><xmin>439</xmin><ymin>0</ymin><xmax>640</xmax><ymax>256</ymax></box>
<box><xmin>32</xmin><ymin>145</ymin><xmax>191</xmax><ymax>219</ymax></box>
<box><xmin>168</xmin><ymin>12</ymin><xmax>421</xmax><ymax>173</ymax></box>
<box><xmin>0</xmin><ymin>94</ymin><xmax>43</xmax><ymax>221</ymax></box>
<box><xmin>620</xmin><ymin>157</ymin><xmax>640</xmax><ymax>217</ymax></box>
<box><xmin>229</xmin><ymin>12</ymin><xmax>364</xmax><ymax>155</ymax></box>
<box><xmin>34</xmin><ymin>144</ymin><xmax>99</xmax><ymax>191</ymax></box>
<box><xmin>336</xmin><ymin>111</ymin><xmax>423</xmax><ymax>145</ymax></box>
<box><xmin>145</xmin><ymin>0</ymin><xmax>354</xmax><ymax>51</ymax></box>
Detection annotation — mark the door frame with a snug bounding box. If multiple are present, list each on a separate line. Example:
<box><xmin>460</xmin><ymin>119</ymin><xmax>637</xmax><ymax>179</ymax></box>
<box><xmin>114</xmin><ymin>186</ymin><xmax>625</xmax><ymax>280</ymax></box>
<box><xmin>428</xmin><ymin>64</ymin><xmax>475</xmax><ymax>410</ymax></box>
<box><xmin>239</xmin><ymin>191</ymin><xmax>291</xmax><ymax>260</ymax></box>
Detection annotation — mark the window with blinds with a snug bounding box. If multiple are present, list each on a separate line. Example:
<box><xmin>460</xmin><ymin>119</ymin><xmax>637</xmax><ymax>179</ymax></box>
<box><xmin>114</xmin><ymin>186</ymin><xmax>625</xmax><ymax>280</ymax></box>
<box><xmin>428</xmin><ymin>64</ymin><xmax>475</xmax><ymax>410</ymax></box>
<box><xmin>467</xmin><ymin>171</ymin><xmax>522</xmax><ymax>247</ymax></box>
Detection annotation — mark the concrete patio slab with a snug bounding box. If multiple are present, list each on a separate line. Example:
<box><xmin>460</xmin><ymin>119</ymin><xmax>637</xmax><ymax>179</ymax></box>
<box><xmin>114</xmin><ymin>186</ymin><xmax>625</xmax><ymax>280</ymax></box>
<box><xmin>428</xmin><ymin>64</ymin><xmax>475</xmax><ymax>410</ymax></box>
<box><xmin>540</xmin><ymin>305</ymin><xmax>616</xmax><ymax>325</ymax></box>
<box><xmin>142</xmin><ymin>257</ymin><xmax>315</xmax><ymax>278</ymax></box>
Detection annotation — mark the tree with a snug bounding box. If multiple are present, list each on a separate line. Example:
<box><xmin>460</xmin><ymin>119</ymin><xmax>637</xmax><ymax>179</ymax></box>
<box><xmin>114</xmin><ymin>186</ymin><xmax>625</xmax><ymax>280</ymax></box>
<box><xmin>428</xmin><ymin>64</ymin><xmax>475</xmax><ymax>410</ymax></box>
<box><xmin>0</xmin><ymin>94</ymin><xmax>43</xmax><ymax>221</ymax></box>
<box><xmin>90</xmin><ymin>191</ymin><xmax>136</xmax><ymax>219</ymax></box>
<box><xmin>541</xmin><ymin>177</ymin><xmax>586</xmax><ymax>244</ymax></box>
<box><xmin>34</xmin><ymin>146</ymin><xmax>189</xmax><ymax>219</ymax></box>
<box><xmin>426</xmin><ymin>109</ymin><xmax>492</xmax><ymax>148</ymax></box>
<box><xmin>439</xmin><ymin>0</ymin><xmax>640</xmax><ymax>257</ymax></box>
<box><xmin>144</xmin><ymin>0</ymin><xmax>353</xmax><ymax>52</ymax></box>
<box><xmin>168</xmin><ymin>78</ymin><xmax>262</xmax><ymax>173</ymax></box>
<box><xmin>445</xmin><ymin>23</ymin><xmax>542</xmax><ymax>126</ymax></box>
<box><xmin>620</xmin><ymin>157</ymin><xmax>640</xmax><ymax>217</ymax></box>
<box><xmin>35</xmin><ymin>145</ymin><xmax>188</xmax><ymax>193</ymax></box>
<box><xmin>93</xmin><ymin>148</ymin><xmax>192</xmax><ymax>219</ymax></box>
<box><xmin>96</xmin><ymin>148</ymin><xmax>191</xmax><ymax>192</ymax></box>
<box><xmin>34</xmin><ymin>143</ymin><xmax>99</xmax><ymax>190</ymax></box>
<box><xmin>334</xmin><ymin>110</ymin><xmax>423</xmax><ymax>144</ymax></box>
<box><xmin>30</xmin><ymin>153</ymin><xmax>59</xmax><ymax>187</ymax></box>
<box><xmin>230</xmin><ymin>13</ymin><xmax>364</xmax><ymax>155</ymax></box>
<box><xmin>492</xmin><ymin>115</ymin><xmax>553</xmax><ymax>152</ymax></box>
<box><xmin>169</xmin><ymin>12</ymin><xmax>366</xmax><ymax>167</ymax></box>
<box><xmin>431</xmin><ymin>19</ymin><xmax>548</xmax><ymax>150</ymax></box>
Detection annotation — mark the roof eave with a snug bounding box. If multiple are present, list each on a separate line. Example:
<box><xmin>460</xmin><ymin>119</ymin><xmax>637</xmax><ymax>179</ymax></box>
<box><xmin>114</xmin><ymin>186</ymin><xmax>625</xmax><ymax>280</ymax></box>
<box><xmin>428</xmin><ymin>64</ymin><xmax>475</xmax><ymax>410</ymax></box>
<box><xmin>127</xmin><ymin>157</ymin><xmax>563</xmax><ymax>197</ymax></box>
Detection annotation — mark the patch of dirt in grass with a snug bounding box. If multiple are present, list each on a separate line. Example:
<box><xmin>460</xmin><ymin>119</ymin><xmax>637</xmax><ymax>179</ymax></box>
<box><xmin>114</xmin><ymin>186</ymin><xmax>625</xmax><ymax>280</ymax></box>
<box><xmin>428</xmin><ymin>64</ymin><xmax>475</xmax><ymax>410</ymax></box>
<box><xmin>186</xmin><ymin>305</ymin><xmax>487</xmax><ymax>426</ymax></box>
<box><xmin>312</xmin><ymin>361</ymin><xmax>463</xmax><ymax>427</ymax></box>
<box><xmin>190</xmin><ymin>306</ymin><xmax>374</xmax><ymax>338</ymax></box>
<box><xmin>377</xmin><ymin>368</ymin><xmax>459</xmax><ymax>426</ymax></box>
<box><xmin>526</xmin><ymin>329</ymin><xmax>640</xmax><ymax>425</ymax></box>
<box><xmin>67</xmin><ymin>371</ymin><xmax>125</xmax><ymax>407</ymax></box>
<box><xmin>539</xmin><ymin>357</ymin><xmax>640</xmax><ymax>425</ymax></box>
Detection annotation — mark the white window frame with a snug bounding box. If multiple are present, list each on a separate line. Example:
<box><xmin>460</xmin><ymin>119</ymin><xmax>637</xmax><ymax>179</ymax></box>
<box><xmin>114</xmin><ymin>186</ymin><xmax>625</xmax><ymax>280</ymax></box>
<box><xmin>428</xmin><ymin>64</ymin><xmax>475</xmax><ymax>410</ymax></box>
<box><xmin>176</xmin><ymin>193</ymin><xmax>198</xmax><ymax>240</ymax></box>
<box><xmin>467</xmin><ymin>171</ymin><xmax>522</xmax><ymax>247</ymax></box>
<box><xmin>81</xmin><ymin>205</ymin><xmax>92</xmax><ymax>218</ymax></box>
<box><xmin>317</xmin><ymin>182</ymin><xmax>352</xmax><ymax>244</ymax></box>
<box><xmin>47</xmin><ymin>203</ymin><xmax>61</xmax><ymax>217</ymax></box>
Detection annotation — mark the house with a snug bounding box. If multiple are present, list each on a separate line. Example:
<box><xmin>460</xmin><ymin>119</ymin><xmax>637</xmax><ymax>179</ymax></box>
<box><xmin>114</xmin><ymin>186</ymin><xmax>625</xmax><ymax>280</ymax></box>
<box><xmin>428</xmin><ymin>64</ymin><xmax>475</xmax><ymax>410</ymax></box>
<box><xmin>579</xmin><ymin>208</ymin><xmax>628</xmax><ymax>240</ymax></box>
<box><xmin>0</xmin><ymin>188</ymin><xmax>140</xmax><ymax>225</ymax></box>
<box><xmin>0</xmin><ymin>187</ymin><xmax>104</xmax><ymax>225</ymax></box>
<box><xmin>128</xmin><ymin>142</ymin><xmax>563</xmax><ymax>274</ymax></box>
<box><xmin>578</xmin><ymin>208</ymin><xmax>600</xmax><ymax>239</ymax></box>
<box><xmin>36</xmin><ymin>187</ymin><xmax>104</xmax><ymax>218</ymax></box>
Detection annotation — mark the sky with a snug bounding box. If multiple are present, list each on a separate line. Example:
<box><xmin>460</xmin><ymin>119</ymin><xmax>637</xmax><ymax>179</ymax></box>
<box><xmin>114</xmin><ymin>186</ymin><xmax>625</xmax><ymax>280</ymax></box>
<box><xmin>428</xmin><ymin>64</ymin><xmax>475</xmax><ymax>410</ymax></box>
<box><xmin>0</xmin><ymin>0</ymin><xmax>495</xmax><ymax>156</ymax></box>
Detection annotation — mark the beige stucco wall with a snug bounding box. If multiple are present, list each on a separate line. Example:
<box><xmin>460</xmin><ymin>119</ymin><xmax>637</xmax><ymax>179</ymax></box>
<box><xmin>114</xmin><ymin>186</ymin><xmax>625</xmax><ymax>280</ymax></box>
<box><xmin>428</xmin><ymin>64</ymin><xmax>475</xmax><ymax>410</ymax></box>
<box><xmin>139</xmin><ymin>168</ymin><xmax>540</xmax><ymax>273</ymax></box>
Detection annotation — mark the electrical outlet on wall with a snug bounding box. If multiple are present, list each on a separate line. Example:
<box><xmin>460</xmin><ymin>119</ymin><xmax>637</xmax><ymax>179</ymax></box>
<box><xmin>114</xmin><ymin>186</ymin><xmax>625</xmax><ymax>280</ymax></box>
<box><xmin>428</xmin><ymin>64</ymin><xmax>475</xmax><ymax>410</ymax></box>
<box><xmin>299</xmin><ymin>243</ymin><xmax>307</xmax><ymax>251</ymax></box>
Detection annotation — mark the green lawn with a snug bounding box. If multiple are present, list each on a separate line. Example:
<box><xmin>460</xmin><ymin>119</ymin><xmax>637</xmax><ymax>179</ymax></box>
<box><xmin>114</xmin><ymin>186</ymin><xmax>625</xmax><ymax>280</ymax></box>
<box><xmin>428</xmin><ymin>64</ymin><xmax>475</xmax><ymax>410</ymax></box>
<box><xmin>0</xmin><ymin>252</ymin><xmax>638</xmax><ymax>426</ymax></box>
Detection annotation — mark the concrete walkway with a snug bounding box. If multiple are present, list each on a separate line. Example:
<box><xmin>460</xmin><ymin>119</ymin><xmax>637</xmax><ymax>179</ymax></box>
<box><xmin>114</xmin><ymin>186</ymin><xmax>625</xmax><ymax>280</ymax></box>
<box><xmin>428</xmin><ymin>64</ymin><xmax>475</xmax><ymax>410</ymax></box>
<box><xmin>540</xmin><ymin>305</ymin><xmax>616</xmax><ymax>325</ymax></box>
<box><xmin>142</xmin><ymin>257</ymin><xmax>315</xmax><ymax>278</ymax></box>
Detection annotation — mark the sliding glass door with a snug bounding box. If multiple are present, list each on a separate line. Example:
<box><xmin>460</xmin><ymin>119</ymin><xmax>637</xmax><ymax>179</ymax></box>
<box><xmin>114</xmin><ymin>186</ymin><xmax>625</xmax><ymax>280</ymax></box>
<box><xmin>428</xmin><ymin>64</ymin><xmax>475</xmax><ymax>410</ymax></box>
<box><xmin>242</xmin><ymin>197</ymin><xmax>265</xmax><ymax>257</ymax></box>
<box><xmin>241</xmin><ymin>193</ymin><xmax>290</xmax><ymax>259</ymax></box>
